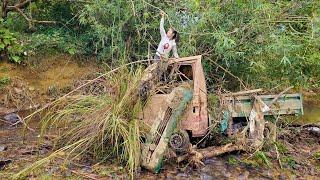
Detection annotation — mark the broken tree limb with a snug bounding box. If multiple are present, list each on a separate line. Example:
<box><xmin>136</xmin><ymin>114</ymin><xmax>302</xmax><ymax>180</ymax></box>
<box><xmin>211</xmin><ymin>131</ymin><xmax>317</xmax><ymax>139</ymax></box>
<box><xmin>177</xmin><ymin>143</ymin><xmax>245</xmax><ymax>167</ymax></box>
<box><xmin>269</xmin><ymin>86</ymin><xmax>294</xmax><ymax>106</ymax></box>
<box><xmin>11</xmin><ymin>6</ymin><xmax>56</xmax><ymax>27</ymax></box>
<box><xmin>2</xmin><ymin>0</ymin><xmax>56</xmax><ymax>28</ymax></box>
<box><xmin>223</xmin><ymin>89</ymin><xmax>263</xmax><ymax>97</ymax></box>
<box><xmin>6</xmin><ymin>0</ymin><xmax>34</xmax><ymax>10</ymax></box>
<box><xmin>198</xmin><ymin>143</ymin><xmax>244</xmax><ymax>158</ymax></box>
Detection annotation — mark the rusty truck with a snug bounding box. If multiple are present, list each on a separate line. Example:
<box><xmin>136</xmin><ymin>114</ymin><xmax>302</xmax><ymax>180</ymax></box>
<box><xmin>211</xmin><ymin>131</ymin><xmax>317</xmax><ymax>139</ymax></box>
<box><xmin>139</xmin><ymin>55</ymin><xmax>303</xmax><ymax>172</ymax></box>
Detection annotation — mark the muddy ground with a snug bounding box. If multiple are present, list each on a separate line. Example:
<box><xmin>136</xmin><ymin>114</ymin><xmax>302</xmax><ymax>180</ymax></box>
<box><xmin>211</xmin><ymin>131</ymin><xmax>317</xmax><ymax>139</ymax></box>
<box><xmin>0</xmin><ymin>56</ymin><xmax>320</xmax><ymax>179</ymax></box>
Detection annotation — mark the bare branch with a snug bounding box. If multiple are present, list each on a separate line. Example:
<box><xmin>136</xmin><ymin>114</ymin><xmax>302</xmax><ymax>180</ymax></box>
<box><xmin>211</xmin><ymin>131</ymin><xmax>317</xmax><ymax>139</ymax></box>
<box><xmin>10</xmin><ymin>5</ymin><xmax>56</xmax><ymax>26</ymax></box>
<box><xmin>3</xmin><ymin>0</ymin><xmax>55</xmax><ymax>26</ymax></box>
<box><xmin>7</xmin><ymin>0</ymin><xmax>34</xmax><ymax>10</ymax></box>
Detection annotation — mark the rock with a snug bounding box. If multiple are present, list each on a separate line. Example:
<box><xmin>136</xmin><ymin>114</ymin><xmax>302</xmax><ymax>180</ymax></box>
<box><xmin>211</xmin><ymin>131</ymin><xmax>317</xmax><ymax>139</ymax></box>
<box><xmin>307</xmin><ymin>127</ymin><xmax>320</xmax><ymax>136</ymax></box>
<box><xmin>4</xmin><ymin>113</ymin><xmax>21</xmax><ymax>124</ymax></box>
<box><xmin>28</xmin><ymin>86</ymin><xmax>35</xmax><ymax>91</ymax></box>
<box><xmin>65</xmin><ymin>169</ymin><xmax>72</xmax><ymax>177</ymax></box>
<box><xmin>200</xmin><ymin>173</ymin><xmax>214</xmax><ymax>180</ymax></box>
<box><xmin>204</xmin><ymin>157</ymin><xmax>219</xmax><ymax>164</ymax></box>
<box><xmin>13</xmin><ymin>87</ymin><xmax>23</xmax><ymax>94</ymax></box>
<box><xmin>238</xmin><ymin>171</ymin><xmax>249</xmax><ymax>180</ymax></box>
<box><xmin>48</xmin><ymin>166</ymin><xmax>59</xmax><ymax>175</ymax></box>
<box><xmin>293</xmin><ymin>164</ymin><xmax>302</xmax><ymax>170</ymax></box>
<box><xmin>0</xmin><ymin>159</ymin><xmax>12</xmax><ymax>170</ymax></box>
<box><xmin>310</xmin><ymin>167</ymin><xmax>315</xmax><ymax>176</ymax></box>
<box><xmin>177</xmin><ymin>173</ymin><xmax>188</xmax><ymax>177</ymax></box>
<box><xmin>0</xmin><ymin>145</ymin><xmax>7</xmax><ymax>152</ymax></box>
<box><xmin>223</xmin><ymin>171</ymin><xmax>231</xmax><ymax>178</ymax></box>
<box><xmin>261</xmin><ymin>170</ymin><xmax>275</xmax><ymax>179</ymax></box>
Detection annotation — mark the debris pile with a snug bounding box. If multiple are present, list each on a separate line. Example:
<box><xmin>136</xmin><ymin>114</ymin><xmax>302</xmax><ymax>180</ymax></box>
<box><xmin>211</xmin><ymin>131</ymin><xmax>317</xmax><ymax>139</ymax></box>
<box><xmin>11</xmin><ymin>57</ymin><xmax>310</xmax><ymax>178</ymax></box>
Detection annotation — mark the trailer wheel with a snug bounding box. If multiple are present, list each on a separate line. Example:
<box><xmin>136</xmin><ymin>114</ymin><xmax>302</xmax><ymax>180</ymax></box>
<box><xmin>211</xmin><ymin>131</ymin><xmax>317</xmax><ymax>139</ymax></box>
<box><xmin>169</xmin><ymin>130</ymin><xmax>190</xmax><ymax>153</ymax></box>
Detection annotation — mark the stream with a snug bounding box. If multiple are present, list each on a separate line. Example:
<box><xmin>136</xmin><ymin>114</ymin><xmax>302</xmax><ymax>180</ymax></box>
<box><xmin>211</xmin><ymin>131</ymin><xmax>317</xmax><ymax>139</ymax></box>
<box><xmin>302</xmin><ymin>103</ymin><xmax>320</xmax><ymax>124</ymax></box>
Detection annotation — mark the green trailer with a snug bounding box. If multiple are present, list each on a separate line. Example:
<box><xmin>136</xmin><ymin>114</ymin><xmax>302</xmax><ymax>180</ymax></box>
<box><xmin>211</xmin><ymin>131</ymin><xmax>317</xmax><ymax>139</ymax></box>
<box><xmin>223</xmin><ymin>93</ymin><xmax>303</xmax><ymax>117</ymax></box>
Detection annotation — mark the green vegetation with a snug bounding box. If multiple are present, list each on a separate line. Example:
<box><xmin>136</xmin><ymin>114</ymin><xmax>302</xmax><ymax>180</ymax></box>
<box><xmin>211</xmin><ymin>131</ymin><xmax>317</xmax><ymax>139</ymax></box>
<box><xmin>0</xmin><ymin>18</ymin><xmax>23</xmax><ymax>63</ymax></box>
<box><xmin>274</xmin><ymin>141</ymin><xmax>289</xmax><ymax>154</ymax></box>
<box><xmin>281</xmin><ymin>155</ymin><xmax>296</xmax><ymax>169</ymax></box>
<box><xmin>1</xmin><ymin>0</ymin><xmax>319</xmax><ymax>90</ymax></box>
<box><xmin>228</xmin><ymin>155</ymin><xmax>239</xmax><ymax>165</ymax></box>
<box><xmin>314</xmin><ymin>151</ymin><xmax>320</xmax><ymax>161</ymax></box>
<box><xmin>0</xmin><ymin>76</ymin><xmax>11</xmax><ymax>89</ymax></box>
<box><xmin>253</xmin><ymin>151</ymin><xmax>272</xmax><ymax>167</ymax></box>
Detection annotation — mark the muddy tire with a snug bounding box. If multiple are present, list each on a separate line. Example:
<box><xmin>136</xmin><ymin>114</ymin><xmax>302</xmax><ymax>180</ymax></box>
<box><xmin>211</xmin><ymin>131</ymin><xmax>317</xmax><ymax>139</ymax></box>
<box><xmin>169</xmin><ymin>130</ymin><xmax>190</xmax><ymax>153</ymax></box>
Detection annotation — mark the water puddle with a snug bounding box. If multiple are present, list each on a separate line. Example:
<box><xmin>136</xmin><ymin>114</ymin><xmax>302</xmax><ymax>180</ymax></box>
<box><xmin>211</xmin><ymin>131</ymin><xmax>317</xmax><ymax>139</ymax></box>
<box><xmin>302</xmin><ymin>103</ymin><xmax>320</xmax><ymax>124</ymax></box>
<box><xmin>0</xmin><ymin>55</ymin><xmax>99</xmax><ymax>93</ymax></box>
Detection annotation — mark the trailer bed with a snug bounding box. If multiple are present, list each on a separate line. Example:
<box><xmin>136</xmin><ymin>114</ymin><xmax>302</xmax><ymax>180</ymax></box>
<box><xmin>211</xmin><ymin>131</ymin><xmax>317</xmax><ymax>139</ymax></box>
<box><xmin>224</xmin><ymin>93</ymin><xmax>303</xmax><ymax>117</ymax></box>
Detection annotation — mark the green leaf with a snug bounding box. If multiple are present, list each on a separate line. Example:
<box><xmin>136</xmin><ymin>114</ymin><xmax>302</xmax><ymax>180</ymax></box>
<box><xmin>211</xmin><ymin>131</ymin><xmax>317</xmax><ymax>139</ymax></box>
<box><xmin>0</xmin><ymin>43</ymin><xmax>5</xmax><ymax>50</ymax></box>
<box><xmin>281</xmin><ymin>56</ymin><xmax>291</xmax><ymax>66</ymax></box>
<box><xmin>11</xmin><ymin>56</ymin><xmax>21</xmax><ymax>63</ymax></box>
<box><xmin>67</xmin><ymin>47</ymin><xmax>76</xmax><ymax>55</ymax></box>
<box><xmin>3</xmin><ymin>39</ymin><xmax>11</xmax><ymax>45</ymax></box>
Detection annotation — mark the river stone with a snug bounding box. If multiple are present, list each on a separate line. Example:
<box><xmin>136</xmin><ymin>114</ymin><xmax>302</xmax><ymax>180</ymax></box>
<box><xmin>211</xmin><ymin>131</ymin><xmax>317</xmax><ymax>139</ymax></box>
<box><xmin>0</xmin><ymin>159</ymin><xmax>12</xmax><ymax>170</ymax></box>
<box><xmin>4</xmin><ymin>113</ymin><xmax>21</xmax><ymax>124</ymax></box>
<box><xmin>200</xmin><ymin>173</ymin><xmax>214</xmax><ymax>180</ymax></box>
<box><xmin>307</xmin><ymin>127</ymin><xmax>320</xmax><ymax>136</ymax></box>
<box><xmin>176</xmin><ymin>173</ymin><xmax>188</xmax><ymax>177</ymax></box>
<box><xmin>13</xmin><ymin>87</ymin><xmax>23</xmax><ymax>94</ymax></box>
<box><xmin>238</xmin><ymin>171</ymin><xmax>249</xmax><ymax>180</ymax></box>
<box><xmin>0</xmin><ymin>145</ymin><xmax>7</xmax><ymax>152</ymax></box>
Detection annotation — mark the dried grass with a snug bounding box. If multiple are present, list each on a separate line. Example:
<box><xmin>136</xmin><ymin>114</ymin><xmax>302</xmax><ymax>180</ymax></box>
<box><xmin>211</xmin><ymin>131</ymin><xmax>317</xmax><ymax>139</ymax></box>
<box><xmin>14</xmin><ymin>64</ymin><xmax>149</xmax><ymax>179</ymax></box>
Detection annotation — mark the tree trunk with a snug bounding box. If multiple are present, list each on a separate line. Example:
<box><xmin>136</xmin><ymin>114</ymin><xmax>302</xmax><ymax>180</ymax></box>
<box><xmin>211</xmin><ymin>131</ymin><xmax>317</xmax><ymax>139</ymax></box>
<box><xmin>1</xmin><ymin>0</ymin><xmax>8</xmax><ymax>19</ymax></box>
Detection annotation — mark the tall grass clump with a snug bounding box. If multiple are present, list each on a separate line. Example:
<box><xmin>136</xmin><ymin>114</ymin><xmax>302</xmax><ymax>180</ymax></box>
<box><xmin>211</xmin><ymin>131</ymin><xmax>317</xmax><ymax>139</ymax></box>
<box><xmin>14</xmin><ymin>64</ymin><xmax>148</xmax><ymax>178</ymax></box>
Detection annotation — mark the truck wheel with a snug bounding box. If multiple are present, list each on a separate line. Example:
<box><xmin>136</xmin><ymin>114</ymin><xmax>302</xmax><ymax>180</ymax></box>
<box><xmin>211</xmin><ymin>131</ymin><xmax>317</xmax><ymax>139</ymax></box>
<box><xmin>169</xmin><ymin>130</ymin><xmax>190</xmax><ymax>153</ymax></box>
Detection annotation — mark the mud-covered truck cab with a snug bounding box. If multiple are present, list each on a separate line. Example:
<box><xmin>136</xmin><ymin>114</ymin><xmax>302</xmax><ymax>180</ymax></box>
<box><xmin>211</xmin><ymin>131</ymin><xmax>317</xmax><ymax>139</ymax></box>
<box><xmin>141</xmin><ymin>55</ymin><xmax>209</xmax><ymax>138</ymax></box>
<box><xmin>140</xmin><ymin>55</ymin><xmax>209</xmax><ymax>172</ymax></box>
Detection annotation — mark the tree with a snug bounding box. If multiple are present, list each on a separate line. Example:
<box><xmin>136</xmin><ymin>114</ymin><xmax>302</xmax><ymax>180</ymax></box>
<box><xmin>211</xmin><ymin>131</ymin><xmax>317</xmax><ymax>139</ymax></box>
<box><xmin>1</xmin><ymin>0</ymin><xmax>55</xmax><ymax>28</ymax></box>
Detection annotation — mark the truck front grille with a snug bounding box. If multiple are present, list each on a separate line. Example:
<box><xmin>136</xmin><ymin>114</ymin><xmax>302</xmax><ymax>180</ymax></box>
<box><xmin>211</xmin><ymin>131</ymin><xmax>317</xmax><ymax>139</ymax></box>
<box><xmin>152</xmin><ymin>107</ymin><xmax>172</xmax><ymax>146</ymax></box>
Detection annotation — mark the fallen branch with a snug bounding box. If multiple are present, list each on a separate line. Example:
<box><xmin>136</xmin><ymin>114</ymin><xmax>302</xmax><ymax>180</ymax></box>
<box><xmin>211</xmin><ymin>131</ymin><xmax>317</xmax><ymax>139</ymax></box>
<box><xmin>12</xmin><ymin>113</ymin><xmax>35</xmax><ymax>132</ymax></box>
<box><xmin>223</xmin><ymin>89</ymin><xmax>263</xmax><ymax>97</ymax></box>
<box><xmin>177</xmin><ymin>143</ymin><xmax>245</xmax><ymax>167</ymax></box>
<box><xmin>269</xmin><ymin>86</ymin><xmax>294</xmax><ymax>106</ymax></box>
<box><xmin>199</xmin><ymin>143</ymin><xmax>244</xmax><ymax>157</ymax></box>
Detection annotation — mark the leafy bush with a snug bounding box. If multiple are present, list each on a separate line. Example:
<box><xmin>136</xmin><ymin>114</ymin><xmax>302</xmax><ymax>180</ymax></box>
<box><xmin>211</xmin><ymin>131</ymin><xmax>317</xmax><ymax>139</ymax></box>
<box><xmin>2</xmin><ymin>0</ymin><xmax>320</xmax><ymax>89</ymax></box>
<box><xmin>0</xmin><ymin>19</ymin><xmax>23</xmax><ymax>63</ymax></box>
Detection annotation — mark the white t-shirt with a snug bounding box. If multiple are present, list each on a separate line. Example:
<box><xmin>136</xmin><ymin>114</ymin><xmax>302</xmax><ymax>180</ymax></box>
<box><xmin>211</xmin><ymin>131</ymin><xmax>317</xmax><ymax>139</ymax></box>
<box><xmin>156</xmin><ymin>18</ymin><xmax>179</xmax><ymax>59</ymax></box>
